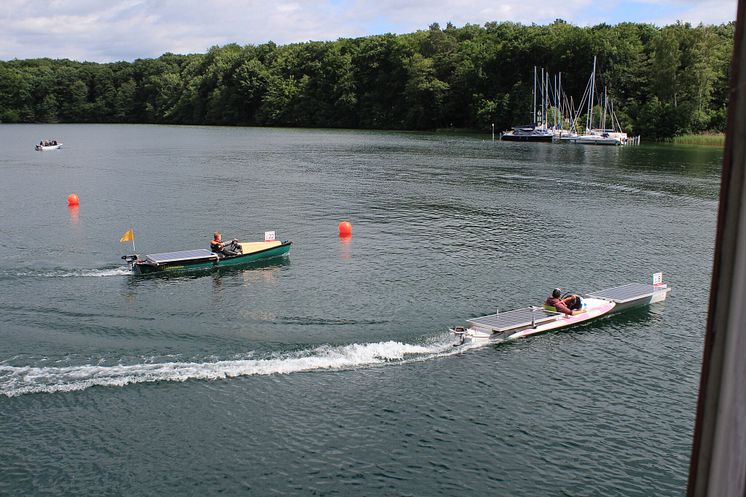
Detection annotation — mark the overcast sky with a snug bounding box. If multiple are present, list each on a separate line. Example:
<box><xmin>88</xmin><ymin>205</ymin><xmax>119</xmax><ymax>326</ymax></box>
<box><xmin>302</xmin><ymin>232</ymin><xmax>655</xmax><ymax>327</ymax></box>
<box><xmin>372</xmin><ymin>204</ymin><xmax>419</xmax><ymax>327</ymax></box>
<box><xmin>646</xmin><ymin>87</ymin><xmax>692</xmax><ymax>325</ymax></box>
<box><xmin>0</xmin><ymin>0</ymin><xmax>738</xmax><ymax>62</ymax></box>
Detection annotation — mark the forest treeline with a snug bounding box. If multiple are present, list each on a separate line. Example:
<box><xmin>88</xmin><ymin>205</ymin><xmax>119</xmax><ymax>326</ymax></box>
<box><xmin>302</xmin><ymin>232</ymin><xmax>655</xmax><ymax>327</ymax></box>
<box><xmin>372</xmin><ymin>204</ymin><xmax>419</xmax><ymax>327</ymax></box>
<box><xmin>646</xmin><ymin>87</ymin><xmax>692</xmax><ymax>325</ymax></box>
<box><xmin>0</xmin><ymin>20</ymin><xmax>734</xmax><ymax>139</ymax></box>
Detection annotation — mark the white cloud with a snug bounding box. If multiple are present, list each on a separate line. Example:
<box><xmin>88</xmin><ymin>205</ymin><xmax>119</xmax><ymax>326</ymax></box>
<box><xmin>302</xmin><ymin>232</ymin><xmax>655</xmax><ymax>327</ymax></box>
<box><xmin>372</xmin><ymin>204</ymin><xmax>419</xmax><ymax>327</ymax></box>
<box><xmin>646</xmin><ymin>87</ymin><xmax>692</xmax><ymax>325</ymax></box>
<box><xmin>0</xmin><ymin>0</ymin><xmax>737</xmax><ymax>62</ymax></box>
<box><xmin>651</xmin><ymin>0</ymin><xmax>738</xmax><ymax>25</ymax></box>
<box><xmin>346</xmin><ymin>0</ymin><xmax>596</xmax><ymax>28</ymax></box>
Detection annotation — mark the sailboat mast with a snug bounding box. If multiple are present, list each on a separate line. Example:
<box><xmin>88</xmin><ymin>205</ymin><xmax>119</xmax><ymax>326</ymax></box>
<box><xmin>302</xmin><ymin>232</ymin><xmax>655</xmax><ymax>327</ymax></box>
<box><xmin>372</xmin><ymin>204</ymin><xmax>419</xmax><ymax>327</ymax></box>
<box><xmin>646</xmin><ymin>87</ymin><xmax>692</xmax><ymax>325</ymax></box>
<box><xmin>544</xmin><ymin>71</ymin><xmax>552</xmax><ymax>127</ymax></box>
<box><xmin>546</xmin><ymin>70</ymin><xmax>549</xmax><ymax>128</ymax></box>
<box><xmin>542</xmin><ymin>67</ymin><xmax>546</xmax><ymax>128</ymax></box>
<box><xmin>533</xmin><ymin>66</ymin><xmax>537</xmax><ymax>125</ymax></box>
<box><xmin>602</xmin><ymin>86</ymin><xmax>608</xmax><ymax>131</ymax></box>
<box><xmin>554</xmin><ymin>74</ymin><xmax>558</xmax><ymax>128</ymax></box>
<box><xmin>558</xmin><ymin>72</ymin><xmax>562</xmax><ymax>129</ymax></box>
<box><xmin>545</xmin><ymin>71</ymin><xmax>549</xmax><ymax>129</ymax></box>
<box><xmin>586</xmin><ymin>56</ymin><xmax>596</xmax><ymax>132</ymax></box>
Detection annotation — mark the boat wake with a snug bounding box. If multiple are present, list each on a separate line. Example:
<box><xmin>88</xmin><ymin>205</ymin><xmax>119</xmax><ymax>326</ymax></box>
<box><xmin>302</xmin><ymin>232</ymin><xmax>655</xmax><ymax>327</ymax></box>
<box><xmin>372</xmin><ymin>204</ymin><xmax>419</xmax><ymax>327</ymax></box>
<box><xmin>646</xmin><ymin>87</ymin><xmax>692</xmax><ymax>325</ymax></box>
<box><xmin>0</xmin><ymin>266</ymin><xmax>131</xmax><ymax>280</ymax></box>
<box><xmin>0</xmin><ymin>337</ymin><xmax>485</xmax><ymax>397</ymax></box>
<box><xmin>52</xmin><ymin>267</ymin><xmax>131</xmax><ymax>278</ymax></box>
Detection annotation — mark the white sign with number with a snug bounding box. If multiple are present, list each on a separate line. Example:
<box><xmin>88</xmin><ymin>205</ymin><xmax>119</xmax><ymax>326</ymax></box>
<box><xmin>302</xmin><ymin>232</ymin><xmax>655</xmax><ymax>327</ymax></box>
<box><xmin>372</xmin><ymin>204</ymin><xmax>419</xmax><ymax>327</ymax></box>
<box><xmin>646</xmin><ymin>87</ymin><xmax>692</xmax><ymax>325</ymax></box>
<box><xmin>265</xmin><ymin>230</ymin><xmax>276</xmax><ymax>241</ymax></box>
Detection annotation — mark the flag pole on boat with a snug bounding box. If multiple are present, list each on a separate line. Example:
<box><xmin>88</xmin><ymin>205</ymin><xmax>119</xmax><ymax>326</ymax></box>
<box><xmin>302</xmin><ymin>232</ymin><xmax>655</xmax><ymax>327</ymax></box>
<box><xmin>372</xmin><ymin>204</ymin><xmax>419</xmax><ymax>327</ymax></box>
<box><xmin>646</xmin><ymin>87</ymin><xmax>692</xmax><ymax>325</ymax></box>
<box><xmin>120</xmin><ymin>227</ymin><xmax>135</xmax><ymax>253</ymax></box>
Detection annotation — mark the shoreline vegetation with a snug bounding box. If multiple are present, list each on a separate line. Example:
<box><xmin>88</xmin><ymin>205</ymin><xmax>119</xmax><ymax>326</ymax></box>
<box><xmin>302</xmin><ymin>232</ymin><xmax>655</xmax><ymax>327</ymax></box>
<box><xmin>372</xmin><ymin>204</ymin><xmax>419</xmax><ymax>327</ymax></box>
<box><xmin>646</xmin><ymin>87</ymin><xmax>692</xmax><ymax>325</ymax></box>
<box><xmin>669</xmin><ymin>133</ymin><xmax>725</xmax><ymax>147</ymax></box>
<box><xmin>0</xmin><ymin>20</ymin><xmax>734</xmax><ymax>140</ymax></box>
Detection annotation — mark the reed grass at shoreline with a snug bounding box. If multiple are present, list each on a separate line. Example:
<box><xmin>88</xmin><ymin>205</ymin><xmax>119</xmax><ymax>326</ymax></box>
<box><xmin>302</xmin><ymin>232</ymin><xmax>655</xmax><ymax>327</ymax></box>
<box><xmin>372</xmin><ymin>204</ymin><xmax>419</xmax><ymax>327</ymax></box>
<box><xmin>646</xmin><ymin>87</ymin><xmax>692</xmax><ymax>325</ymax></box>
<box><xmin>669</xmin><ymin>133</ymin><xmax>725</xmax><ymax>147</ymax></box>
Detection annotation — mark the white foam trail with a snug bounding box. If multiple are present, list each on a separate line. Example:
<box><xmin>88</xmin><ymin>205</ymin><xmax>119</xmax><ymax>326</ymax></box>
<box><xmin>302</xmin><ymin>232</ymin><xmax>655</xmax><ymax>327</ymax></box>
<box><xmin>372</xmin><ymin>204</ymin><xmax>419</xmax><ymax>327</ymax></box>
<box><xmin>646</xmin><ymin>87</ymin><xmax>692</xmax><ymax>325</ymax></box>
<box><xmin>0</xmin><ymin>338</ymin><xmax>482</xmax><ymax>397</ymax></box>
<box><xmin>7</xmin><ymin>267</ymin><xmax>131</xmax><ymax>279</ymax></box>
<box><xmin>61</xmin><ymin>267</ymin><xmax>132</xmax><ymax>278</ymax></box>
<box><xmin>91</xmin><ymin>267</ymin><xmax>131</xmax><ymax>277</ymax></box>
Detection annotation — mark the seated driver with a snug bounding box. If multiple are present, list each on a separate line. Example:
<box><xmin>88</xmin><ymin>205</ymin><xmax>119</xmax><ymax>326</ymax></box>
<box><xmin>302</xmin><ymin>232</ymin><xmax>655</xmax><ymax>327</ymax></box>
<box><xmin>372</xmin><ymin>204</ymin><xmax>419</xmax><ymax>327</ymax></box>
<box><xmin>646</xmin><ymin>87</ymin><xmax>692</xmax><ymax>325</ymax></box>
<box><xmin>545</xmin><ymin>288</ymin><xmax>583</xmax><ymax>315</ymax></box>
<box><xmin>210</xmin><ymin>231</ymin><xmax>242</xmax><ymax>257</ymax></box>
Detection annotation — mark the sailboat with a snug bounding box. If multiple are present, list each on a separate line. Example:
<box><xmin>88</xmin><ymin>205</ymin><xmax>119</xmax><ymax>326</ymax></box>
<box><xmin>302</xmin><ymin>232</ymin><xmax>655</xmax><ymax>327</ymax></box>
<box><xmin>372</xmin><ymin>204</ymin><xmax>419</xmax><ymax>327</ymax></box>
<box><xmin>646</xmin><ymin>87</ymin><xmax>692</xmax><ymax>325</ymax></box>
<box><xmin>559</xmin><ymin>57</ymin><xmax>629</xmax><ymax>146</ymax></box>
<box><xmin>501</xmin><ymin>67</ymin><xmax>553</xmax><ymax>142</ymax></box>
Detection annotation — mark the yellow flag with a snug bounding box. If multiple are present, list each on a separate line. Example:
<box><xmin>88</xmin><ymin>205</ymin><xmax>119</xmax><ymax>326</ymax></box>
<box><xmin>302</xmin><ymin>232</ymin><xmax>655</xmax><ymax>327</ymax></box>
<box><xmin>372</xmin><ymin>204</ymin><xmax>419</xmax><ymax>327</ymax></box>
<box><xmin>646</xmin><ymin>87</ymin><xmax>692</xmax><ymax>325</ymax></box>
<box><xmin>119</xmin><ymin>228</ymin><xmax>134</xmax><ymax>243</ymax></box>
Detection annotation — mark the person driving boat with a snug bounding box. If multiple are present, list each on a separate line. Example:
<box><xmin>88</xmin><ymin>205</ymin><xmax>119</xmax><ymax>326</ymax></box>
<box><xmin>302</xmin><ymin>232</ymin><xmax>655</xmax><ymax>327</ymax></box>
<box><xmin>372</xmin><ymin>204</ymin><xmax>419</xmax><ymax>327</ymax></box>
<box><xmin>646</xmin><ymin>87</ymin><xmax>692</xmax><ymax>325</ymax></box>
<box><xmin>545</xmin><ymin>288</ymin><xmax>583</xmax><ymax>315</ymax></box>
<box><xmin>210</xmin><ymin>231</ymin><xmax>242</xmax><ymax>257</ymax></box>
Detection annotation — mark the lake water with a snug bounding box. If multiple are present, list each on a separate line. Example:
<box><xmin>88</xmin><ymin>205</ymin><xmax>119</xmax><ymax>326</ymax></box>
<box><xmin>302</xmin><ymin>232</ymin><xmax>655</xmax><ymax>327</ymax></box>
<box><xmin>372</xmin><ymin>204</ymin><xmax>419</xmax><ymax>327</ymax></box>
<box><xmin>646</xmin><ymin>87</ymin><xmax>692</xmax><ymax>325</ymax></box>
<box><xmin>0</xmin><ymin>124</ymin><xmax>722</xmax><ymax>496</ymax></box>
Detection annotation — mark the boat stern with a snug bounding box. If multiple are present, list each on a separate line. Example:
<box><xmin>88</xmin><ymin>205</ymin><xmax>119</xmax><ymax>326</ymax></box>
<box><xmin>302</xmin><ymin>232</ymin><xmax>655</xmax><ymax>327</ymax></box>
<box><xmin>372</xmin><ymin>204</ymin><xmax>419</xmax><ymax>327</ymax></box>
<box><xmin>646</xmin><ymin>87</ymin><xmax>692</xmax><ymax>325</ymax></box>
<box><xmin>121</xmin><ymin>254</ymin><xmax>140</xmax><ymax>272</ymax></box>
<box><xmin>450</xmin><ymin>325</ymin><xmax>493</xmax><ymax>346</ymax></box>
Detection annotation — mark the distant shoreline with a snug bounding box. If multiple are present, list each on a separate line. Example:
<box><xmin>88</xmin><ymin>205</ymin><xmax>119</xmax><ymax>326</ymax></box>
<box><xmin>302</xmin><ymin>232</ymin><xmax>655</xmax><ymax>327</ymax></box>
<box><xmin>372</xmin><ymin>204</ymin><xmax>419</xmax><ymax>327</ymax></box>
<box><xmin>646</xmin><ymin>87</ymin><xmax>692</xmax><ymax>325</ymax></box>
<box><xmin>1</xmin><ymin>121</ymin><xmax>728</xmax><ymax>144</ymax></box>
<box><xmin>0</xmin><ymin>21</ymin><xmax>733</xmax><ymax>141</ymax></box>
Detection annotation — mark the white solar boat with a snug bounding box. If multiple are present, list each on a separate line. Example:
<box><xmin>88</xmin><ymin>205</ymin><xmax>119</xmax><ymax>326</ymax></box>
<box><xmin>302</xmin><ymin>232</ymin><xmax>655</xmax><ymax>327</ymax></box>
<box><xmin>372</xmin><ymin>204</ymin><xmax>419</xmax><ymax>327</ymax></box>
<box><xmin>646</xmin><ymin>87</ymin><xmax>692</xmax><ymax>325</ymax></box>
<box><xmin>451</xmin><ymin>273</ymin><xmax>671</xmax><ymax>345</ymax></box>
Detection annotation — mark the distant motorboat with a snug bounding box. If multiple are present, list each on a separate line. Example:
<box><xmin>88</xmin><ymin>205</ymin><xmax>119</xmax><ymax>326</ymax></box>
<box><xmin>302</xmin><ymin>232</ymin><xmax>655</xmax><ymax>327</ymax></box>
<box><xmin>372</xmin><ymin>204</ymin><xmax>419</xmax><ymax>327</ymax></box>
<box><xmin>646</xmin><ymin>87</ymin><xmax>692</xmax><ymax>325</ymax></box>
<box><xmin>35</xmin><ymin>142</ymin><xmax>62</xmax><ymax>151</ymax></box>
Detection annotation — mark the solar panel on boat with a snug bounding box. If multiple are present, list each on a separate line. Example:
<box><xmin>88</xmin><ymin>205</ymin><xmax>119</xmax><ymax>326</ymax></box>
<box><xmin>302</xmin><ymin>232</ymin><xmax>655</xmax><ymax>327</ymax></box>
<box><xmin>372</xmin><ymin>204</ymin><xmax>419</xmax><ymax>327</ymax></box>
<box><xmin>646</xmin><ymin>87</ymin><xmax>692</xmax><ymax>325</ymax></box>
<box><xmin>586</xmin><ymin>283</ymin><xmax>657</xmax><ymax>303</ymax></box>
<box><xmin>145</xmin><ymin>249</ymin><xmax>218</xmax><ymax>264</ymax></box>
<box><xmin>467</xmin><ymin>307</ymin><xmax>559</xmax><ymax>332</ymax></box>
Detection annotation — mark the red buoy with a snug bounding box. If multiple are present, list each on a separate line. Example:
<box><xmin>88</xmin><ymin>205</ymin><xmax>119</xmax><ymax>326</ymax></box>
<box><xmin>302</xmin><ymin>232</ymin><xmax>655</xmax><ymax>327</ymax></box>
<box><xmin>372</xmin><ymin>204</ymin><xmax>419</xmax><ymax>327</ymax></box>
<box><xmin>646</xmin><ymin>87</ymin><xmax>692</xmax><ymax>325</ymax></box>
<box><xmin>338</xmin><ymin>221</ymin><xmax>352</xmax><ymax>237</ymax></box>
<box><xmin>67</xmin><ymin>193</ymin><xmax>79</xmax><ymax>206</ymax></box>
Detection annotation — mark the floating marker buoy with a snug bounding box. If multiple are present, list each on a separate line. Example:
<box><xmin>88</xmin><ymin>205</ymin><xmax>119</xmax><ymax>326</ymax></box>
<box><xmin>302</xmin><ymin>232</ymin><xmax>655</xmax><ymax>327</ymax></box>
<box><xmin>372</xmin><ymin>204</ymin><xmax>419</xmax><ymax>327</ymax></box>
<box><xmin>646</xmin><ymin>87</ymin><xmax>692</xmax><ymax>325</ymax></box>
<box><xmin>67</xmin><ymin>193</ymin><xmax>79</xmax><ymax>206</ymax></box>
<box><xmin>338</xmin><ymin>221</ymin><xmax>352</xmax><ymax>237</ymax></box>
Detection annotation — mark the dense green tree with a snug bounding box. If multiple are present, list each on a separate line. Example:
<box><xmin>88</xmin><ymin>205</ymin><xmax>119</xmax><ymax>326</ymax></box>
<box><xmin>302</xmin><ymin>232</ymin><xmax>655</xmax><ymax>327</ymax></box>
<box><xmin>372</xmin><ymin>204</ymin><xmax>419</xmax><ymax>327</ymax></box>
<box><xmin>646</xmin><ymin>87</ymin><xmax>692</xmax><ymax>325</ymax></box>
<box><xmin>0</xmin><ymin>65</ymin><xmax>32</xmax><ymax>122</ymax></box>
<box><xmin>0</xmin><ymin>21</ymin><xmax>734</xmax><ymax>138</ymax></box>
<box><xmin>404</xmin><ymin>53</ymin><xmax>449</xmax><ymax>128</ymax></box>
<box><xmin>650</xmin><ymin>27</ymin><xmax>681</xmax><ymax>108</ymax></box>
<box><xmin>351</xmin><ymin>34</ymin><xmax>412</xmax><ymax>129</ymax></box>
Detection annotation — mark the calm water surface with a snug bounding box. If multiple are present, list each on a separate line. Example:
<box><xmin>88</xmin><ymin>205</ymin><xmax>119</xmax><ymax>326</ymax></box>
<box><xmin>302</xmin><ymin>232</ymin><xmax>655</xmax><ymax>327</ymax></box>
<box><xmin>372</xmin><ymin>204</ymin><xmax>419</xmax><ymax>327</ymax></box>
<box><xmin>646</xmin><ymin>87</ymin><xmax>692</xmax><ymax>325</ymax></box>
<box><xmin>0</xmin><ymin>124</ymin><xmax>722</xmax><ymax>496</ymax></box>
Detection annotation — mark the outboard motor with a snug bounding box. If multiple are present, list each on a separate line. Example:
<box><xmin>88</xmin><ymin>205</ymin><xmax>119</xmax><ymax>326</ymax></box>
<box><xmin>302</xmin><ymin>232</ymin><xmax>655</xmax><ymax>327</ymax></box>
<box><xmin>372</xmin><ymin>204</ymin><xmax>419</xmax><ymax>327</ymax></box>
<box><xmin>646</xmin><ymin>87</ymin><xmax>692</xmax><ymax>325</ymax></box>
<box><xmin>121</xmin><ymin>254</ymin><xmax>139</xmax><ymax>271</ymax></box>
<box><xmin>450</xmin><ymin>326</ymin><xmax>467</xmax><ymax>346</ymax></box>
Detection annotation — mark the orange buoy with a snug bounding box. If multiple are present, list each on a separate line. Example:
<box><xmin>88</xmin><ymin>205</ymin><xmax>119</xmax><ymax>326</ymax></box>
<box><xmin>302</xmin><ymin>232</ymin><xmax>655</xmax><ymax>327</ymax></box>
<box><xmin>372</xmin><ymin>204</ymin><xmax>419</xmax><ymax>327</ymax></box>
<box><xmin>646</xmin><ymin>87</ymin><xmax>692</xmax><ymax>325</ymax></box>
<box><xmin>67</xmin><ymin>193</ymin><xmax>79</xmax><ymax>206</ymax></box>
<box><xmin>338</xmin><ymin>221</ymin><xmax>352</xmax><ymax>237</ymax></box>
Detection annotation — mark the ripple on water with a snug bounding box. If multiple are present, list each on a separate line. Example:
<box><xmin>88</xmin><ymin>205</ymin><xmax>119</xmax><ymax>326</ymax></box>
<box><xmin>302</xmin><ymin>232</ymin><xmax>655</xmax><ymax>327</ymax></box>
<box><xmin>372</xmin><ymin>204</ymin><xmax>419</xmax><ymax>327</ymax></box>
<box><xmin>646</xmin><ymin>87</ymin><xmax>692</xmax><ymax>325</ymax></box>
<box><xmin>0</xmin><ymin>126</ymin><xmax>718</xmax><ymax>496</ymax></box>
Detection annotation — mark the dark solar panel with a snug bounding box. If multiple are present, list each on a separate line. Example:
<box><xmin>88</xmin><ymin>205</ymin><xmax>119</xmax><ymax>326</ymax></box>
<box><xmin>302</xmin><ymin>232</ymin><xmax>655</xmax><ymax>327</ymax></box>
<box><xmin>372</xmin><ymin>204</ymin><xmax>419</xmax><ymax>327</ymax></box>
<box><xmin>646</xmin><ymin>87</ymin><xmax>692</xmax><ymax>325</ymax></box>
<box><xmin>587</xmin><ymin>283</ymin><xmax>656</xmax><ymax>303</ymax></box>
<box><xmin>467</xmin><ymin>307</ymin><xmax>559</xmax><ymax>332</ymax></box>
<box><xmin>145</xmin><ymin>249</ymin><xmax>218</xmax><ymax>264</ymax></box>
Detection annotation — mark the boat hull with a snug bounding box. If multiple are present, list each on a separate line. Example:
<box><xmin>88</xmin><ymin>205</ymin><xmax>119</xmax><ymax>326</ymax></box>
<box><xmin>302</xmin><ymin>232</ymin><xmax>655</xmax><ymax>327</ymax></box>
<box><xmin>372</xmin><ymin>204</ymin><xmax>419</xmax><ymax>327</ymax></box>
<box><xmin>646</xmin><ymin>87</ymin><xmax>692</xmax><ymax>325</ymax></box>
<box><xmin>35</xmin><ymin>144</ymin><xmax>63</xmax><ymax>151</ymax></box>
<box><xmin>507</xmin><ymin>300</ymin><xmax>615</xmax><ymax>340</ymax></box>
<box><xmin>558</xmin><ymin>136</ymin><xmax>621</xmax><ymax>146</ymax></box>
<box><xmin>501</xmin><ymin>134</ymin><xmax>553</xmax><ymax>142</ymax></box>
<box><xmin>133</xmin><ymin>241</ymin><xmax>291</xmax><ymax>275</ymax></box>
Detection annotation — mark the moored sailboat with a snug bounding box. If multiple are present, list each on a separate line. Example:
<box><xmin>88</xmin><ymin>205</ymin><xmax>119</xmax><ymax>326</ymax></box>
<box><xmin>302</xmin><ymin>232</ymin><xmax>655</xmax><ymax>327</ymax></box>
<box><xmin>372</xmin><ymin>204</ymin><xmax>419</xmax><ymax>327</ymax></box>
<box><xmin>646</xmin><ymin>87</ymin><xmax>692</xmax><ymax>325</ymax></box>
<box><xmin>501</xmin><ymin>67</ymin><xmax>553</xmax><ymax>142</ymax></box>
<box><xmin>558</xmin><ymin>57</ymin><xmax>634</xmax><ymax>146</ymax></box>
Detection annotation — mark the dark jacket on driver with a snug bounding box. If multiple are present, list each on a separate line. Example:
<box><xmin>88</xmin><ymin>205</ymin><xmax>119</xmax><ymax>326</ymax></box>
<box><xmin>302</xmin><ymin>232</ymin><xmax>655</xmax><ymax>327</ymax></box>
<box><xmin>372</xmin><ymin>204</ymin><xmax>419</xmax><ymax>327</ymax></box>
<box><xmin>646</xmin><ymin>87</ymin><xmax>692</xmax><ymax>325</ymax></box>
<box><xmin>545</xmin><ymin>296</ymin><xmax>573</xmax><ymax>315</ymax></box>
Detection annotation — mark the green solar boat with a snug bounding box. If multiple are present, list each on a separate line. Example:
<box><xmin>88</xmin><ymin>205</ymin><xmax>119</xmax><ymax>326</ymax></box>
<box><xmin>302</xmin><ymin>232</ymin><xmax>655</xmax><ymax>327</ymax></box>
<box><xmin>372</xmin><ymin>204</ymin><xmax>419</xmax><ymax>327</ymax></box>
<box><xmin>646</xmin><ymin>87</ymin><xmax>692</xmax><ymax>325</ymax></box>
<box><xmin>122</xmin><ymin>240</ymin><xmax>292</xmax><ymax>275</ymax></box>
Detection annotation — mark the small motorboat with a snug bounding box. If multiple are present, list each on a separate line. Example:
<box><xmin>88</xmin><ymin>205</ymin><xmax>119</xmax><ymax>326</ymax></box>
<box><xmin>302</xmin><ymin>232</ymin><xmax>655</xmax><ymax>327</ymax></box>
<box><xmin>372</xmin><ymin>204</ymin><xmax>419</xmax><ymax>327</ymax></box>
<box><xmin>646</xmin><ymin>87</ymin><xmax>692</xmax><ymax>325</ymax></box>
<box><xmin>451</xmin><ymin>273</ymin><xmax>671</xmax><ymax>345</ymax></box>
<box><xmin>122</xmin><ymin>239</ymin><xmax>292</xmax><ymax>275</ymax></box>
<box><xmin>35</xmin><ymin>142</ymin><xmax>63</xmax><ymax>151</ymax></box>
